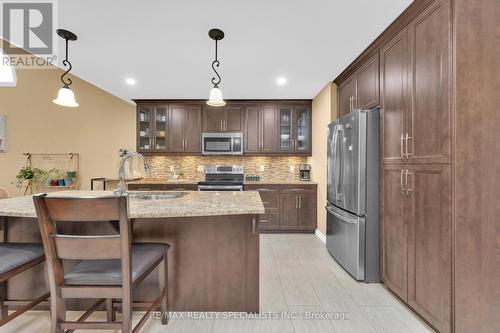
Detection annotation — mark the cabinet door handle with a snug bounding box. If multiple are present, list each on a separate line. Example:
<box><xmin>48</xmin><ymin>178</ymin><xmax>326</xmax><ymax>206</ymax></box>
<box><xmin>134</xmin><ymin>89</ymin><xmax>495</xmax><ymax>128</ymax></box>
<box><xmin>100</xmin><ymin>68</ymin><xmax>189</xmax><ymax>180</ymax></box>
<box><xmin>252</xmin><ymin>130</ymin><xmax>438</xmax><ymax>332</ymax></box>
<box><xmin>295</xmin><ymin>196</ymin><xmax>299</xmax><ymax>209</ymax></box>
<box><xmin>298</xmin><ymin>196</ymin><xmax>302</xmax><ymax>209</ymax></box>
<box><xmin>405</xmin><ymin>169</ymin><xmax>413</xmax><ymax>195</ymax></box>
<box><xmin>400</xmin><ymin>134</ymin><xmax>405</xmax><ymax>159</ymax></box>
<box><xmin>400</xmin><ymin>169</ymin><xmax>405</xmax><ymax>194</ymax></box>
<box><xmin>349</xmin><ymin>96</ymin><xmax>352</xmax><ymax>111</ymax></box>
<box><xmin>405</xmin><ymin>133</ymin><xmax>412</xmax><ymax>159</ymax></box>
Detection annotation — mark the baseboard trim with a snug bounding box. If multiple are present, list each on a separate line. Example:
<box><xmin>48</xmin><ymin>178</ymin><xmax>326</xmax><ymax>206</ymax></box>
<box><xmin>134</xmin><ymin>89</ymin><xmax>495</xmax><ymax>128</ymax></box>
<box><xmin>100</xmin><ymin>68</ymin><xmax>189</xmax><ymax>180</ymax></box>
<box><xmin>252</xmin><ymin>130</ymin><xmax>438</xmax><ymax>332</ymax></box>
<box><xmin>315</xmin><ymin>229</ymin><xmax>326</xmax><ymax>244</ymax></box>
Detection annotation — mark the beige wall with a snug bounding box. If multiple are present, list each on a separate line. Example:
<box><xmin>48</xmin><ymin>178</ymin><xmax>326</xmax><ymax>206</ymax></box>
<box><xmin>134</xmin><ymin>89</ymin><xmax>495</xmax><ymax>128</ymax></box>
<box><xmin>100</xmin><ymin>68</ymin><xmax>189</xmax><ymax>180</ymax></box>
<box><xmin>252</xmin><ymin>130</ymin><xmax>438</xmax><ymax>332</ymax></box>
<box><xmin>0</xmin><ymin>44</ymin><xmax>135</xmax><ymax>196</ymax></box>
<box><xmin>307</xmin><ymin>82</ymin><xmax>337</xmax><ymax>235</ymax></box>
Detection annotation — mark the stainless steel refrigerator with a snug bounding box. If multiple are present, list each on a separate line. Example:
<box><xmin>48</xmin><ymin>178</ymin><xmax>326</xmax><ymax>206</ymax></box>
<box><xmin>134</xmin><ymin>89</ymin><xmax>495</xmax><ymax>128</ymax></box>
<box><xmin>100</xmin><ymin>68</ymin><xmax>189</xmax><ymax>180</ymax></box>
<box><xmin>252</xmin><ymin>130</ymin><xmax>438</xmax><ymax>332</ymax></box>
<box><xmin>326</xmin><ymin>109</ymin><xmax>380</xmax><ymax>282</ymax></box>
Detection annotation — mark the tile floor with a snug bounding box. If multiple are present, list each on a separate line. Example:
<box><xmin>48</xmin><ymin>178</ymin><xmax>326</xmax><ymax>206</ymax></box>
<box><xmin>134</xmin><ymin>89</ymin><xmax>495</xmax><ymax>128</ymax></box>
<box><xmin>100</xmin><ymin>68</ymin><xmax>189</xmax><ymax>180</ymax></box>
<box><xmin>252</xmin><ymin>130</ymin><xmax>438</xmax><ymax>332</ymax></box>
<box><xmin>0</xmin><ymin>234</ymin><xmax>434</xmax><ymax>333</ymax></box>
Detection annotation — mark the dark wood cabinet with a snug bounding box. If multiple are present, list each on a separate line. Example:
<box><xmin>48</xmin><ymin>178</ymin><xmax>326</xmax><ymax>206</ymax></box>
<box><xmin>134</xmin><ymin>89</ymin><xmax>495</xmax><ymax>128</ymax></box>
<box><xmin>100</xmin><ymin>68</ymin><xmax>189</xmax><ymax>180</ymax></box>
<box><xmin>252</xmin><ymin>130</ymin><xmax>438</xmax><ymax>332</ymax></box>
<box><xmin>337</xmin><ymin>76</ymin><xmax>356</xmax><ymax>118</ymax></box>
<box><xmin>244</xmin><ymin>105</ymin><xmax>278</xmax><ymax>154</ymax></box>
<box><xmin>137</xmin><ymin>104</ymin><xmax>169</xmax><ymax>152</ymax></box>
<box><xmin>203</xmin><ymin>105</ymin><xmax>243</xmax><ymax>132</ymax></box>
<box><xmin>137</xmin><ymin>103</ymin><xmax>202</xmax><ymax>154</ymax></box>
<box><xmin>184</xmin><ymin>105</ymin><xmax>202</xmax><ymax>153</ymax></box>
<box><xmin>297</xmin><ymin>191</ymin><xmax>317</xmax><ymax>229</ymax></box>
<box><xmin>169</xmin><ymin>105</ymin><xmax>187</xmax><ymax>152</ymax></box>
<box><xmin>355</xmin><ymin>53</ymin><xmax>379</xmax><ymax>109</ymax></box>
<box><xmin>244</xmin><ymin>184</ymin><xmax>316</xmax><ymax>232</ymax></box>
<box><xmin>381</xmin><ymin>164</ymin><xmax>451</xmax><ymax>333</ymax></box>
<box><xmin>136</xmin><ymin>100</ymin><xmax>311</xmax><ymax>156</ymax></box>
<box><xmin>279</xmin><ymin>193</ymin><xmax>299</xmax><ymax>230</ymax></box>
<box><xmin>337</xmin><ymin>54</ymin><xmax>379</xmax><ymax>118</ymax></box>
<box><xmin>406</xmin><ymin>0</ymin><xmax>451</xmax><ymax>164</ymax></box>
<box><xmin>380</xmin><ymin>164</ymin><xmax>408</xmax><ymax>301</ymax></box>
<box><xmin>380</xmin><ymin>29</ymin><xmax>408</xmax><ymax>164</ymax></box>
<box><xmin>278</xmin><ymin>105</ymin><xmax>312</xmax><ymax>154</ymax></box>
<box><xmin>280</xmin><ymin>185</ymin><xmax>317</xmax><ymax>232</ymax></box>
<box><xmin>407</xmin><ymin>163</ymin><xmax>451</xmax><ymax>333</ymax></box>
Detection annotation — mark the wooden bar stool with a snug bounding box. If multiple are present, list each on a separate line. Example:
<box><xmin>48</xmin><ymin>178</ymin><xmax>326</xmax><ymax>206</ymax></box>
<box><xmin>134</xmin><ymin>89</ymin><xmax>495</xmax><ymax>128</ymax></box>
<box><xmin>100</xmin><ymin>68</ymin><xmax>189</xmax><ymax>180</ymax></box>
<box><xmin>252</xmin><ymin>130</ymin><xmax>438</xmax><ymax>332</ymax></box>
<box><xmin>0</xmin><ymin>243</ymin><xmax>49</xmax><ymax>326</ymax></box>
<box><xmin>33</xmin><ymin>193</ymin><xmax>170</xmax><ymax>333</ymax></box>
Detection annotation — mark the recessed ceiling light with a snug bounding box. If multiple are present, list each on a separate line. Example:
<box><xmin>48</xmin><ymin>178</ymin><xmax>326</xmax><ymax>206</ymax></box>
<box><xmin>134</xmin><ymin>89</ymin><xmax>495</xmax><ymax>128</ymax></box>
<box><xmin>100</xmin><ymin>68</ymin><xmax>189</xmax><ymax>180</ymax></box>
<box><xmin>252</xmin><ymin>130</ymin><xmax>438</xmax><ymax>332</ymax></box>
<box><xmin>276</xmin><ymin>77</ymin><xmax>287</xmax><ymax>85</ymax></box>
<box><xmin>125</xmin><ymin>77</ymin><xmax>136</xmax><ymax>85</ymax></box>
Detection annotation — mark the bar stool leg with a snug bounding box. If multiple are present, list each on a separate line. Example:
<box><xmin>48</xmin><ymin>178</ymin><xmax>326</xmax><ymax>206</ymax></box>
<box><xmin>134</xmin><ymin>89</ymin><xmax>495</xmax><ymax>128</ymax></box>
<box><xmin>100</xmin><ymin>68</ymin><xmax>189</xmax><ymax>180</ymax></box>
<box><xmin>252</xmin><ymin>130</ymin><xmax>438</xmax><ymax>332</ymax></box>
<box><xmin>50</xmin><ymin>294</ymin><xmax>65</xmax><ymax>333</ymax></box>
<box><xmin>0</xmin><ymin>282</ymin><xmax>8</xmax><ymax>321</ymax></box>
<box><xmin>159</xmin><ymin>256</ymin><xmax>169</xmax><ymax>325</ymax></box>
<box><xmin>106</xmin><ymin>298</ymin><xmax>115</xmax><ymax>322</ymax></box>
<box><xmin>122</xmin><ymin>286</ymin><xmax>133</xmax><ymax>333</ymax></box>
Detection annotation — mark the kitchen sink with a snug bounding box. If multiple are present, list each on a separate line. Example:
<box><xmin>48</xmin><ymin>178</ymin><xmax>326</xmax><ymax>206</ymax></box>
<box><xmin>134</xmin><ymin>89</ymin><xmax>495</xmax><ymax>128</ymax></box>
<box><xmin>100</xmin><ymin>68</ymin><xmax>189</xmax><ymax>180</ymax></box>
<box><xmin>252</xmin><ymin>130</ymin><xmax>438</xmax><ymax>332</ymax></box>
<box><xmin>128</xmin><ymin>192</ymin><xmax>186</xmax><ymax>200</ymax></box>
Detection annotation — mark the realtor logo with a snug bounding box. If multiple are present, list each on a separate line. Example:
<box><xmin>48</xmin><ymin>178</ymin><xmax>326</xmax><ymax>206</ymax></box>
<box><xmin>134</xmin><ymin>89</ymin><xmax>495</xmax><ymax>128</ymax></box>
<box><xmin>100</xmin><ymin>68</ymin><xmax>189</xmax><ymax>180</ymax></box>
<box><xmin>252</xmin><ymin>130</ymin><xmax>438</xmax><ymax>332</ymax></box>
<box><xmin>1</xmin><ymin>0</ymin><xmax>55</xmax><ymax>55</ymax></box>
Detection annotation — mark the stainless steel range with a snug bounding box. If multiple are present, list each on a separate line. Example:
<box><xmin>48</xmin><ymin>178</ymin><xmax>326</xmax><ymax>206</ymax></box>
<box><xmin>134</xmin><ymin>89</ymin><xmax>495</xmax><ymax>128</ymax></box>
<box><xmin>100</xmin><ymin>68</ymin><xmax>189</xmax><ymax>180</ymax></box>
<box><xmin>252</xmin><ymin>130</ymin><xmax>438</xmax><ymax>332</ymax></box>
<box><xmin>197</xmin><ymin>165</ymin><xmax>244</xmax><ymax>191</ymax></box>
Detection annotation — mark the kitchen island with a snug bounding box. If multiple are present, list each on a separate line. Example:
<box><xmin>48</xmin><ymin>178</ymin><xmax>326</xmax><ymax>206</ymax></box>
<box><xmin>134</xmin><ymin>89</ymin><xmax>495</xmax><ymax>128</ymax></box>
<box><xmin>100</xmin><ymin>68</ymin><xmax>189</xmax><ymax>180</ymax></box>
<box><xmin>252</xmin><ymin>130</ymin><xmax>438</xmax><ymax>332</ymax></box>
<box><xmin>0</xmin><ymin>191</ymin><xmax>264</xmax><ymax>312</ymax></box>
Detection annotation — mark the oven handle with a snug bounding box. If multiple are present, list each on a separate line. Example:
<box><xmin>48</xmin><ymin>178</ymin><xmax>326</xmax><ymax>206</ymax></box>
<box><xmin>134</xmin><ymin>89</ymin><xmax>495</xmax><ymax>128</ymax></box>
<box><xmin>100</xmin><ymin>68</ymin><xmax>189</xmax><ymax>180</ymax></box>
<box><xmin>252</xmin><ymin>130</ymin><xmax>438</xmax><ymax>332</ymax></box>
<box><xmin>198</xmin><ymin>185</ymin><xmax>243</xmax><ymax>191</ymax></box>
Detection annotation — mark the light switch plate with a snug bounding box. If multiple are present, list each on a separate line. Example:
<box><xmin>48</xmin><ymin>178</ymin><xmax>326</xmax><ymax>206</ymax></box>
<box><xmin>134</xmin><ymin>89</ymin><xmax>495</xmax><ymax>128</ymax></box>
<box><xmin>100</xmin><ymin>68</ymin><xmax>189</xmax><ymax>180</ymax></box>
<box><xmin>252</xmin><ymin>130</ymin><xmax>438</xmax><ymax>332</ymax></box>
<box><xmin>197</xmin><ymin>165</ymin><xmax>204</xmax><ymax>172</ymax></box>
<box><xmin>169</xmin><ymin>166</ymin><xmax>175</xmax><ymax>172</ymax></box>
<box><xmin>289</xmin><ymin>164</ymin><xmax>295</xmax><ymax>173</ymax></box>
<box><xmin>259</xmin><ymin>165</ymin><xmax>265</xmax><ymax>172</ymax></box>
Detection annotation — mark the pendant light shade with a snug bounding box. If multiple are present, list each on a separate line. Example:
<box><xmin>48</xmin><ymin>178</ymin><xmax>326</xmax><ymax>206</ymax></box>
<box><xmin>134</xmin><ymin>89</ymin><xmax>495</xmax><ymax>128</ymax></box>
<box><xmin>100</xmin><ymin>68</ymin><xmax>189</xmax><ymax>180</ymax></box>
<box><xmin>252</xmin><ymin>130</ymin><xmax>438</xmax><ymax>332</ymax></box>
<box><xmin>207</xmin><ymin>87</ymin><xmax>226</xmax><ymax>107</ymax></box>
<box><xmin>53</xmin><ymin>84</ymin><xmax>79</xmax><ymax>107</ymax></box>
<box><xmin>53</xmin><ymin>29</ymin><xmax>79</xmax><ymax>108</ymax></box>
<box><xmin>207</xmin><ymin>29</ymin><xmax>225</xmax><ymax>107</ymax></box>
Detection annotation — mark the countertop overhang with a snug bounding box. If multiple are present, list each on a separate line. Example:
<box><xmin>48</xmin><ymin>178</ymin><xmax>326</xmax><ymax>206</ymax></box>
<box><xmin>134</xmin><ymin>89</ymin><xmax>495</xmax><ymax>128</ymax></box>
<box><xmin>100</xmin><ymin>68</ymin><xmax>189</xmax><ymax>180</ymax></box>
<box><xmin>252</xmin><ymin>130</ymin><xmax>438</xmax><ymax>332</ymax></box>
<box><xmin>0</xmin><ymin>191</ymin><xmax>265</xmax><ymax>219</ymax></box>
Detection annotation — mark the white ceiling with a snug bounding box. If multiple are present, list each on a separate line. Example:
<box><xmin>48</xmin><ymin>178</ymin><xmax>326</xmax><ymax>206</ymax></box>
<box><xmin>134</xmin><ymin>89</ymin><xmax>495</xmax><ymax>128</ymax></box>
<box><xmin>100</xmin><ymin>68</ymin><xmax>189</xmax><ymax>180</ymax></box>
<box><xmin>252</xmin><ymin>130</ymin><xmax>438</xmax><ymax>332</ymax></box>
<box><xmin>58</xmin><ymin>0</ymin><xmax>412</xmax><ymax>102</ymax></box>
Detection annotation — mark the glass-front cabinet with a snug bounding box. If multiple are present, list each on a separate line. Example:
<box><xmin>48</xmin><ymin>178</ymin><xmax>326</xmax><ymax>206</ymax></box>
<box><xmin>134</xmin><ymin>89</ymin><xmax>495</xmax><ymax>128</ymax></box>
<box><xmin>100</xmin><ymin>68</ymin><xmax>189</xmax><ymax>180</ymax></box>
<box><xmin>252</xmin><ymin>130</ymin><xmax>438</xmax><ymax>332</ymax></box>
<box><xmin>295</xmin><ymin>107</ymin><xmax>310</xmax><ymax>152</ymax></box>
<box><xmin>137</xmin><ymin>105</ymin><xmax>169</xmax><ymax>152</ymax></box>
<box><xmin>279</xmin><ymin>107</ymin><xmax>293</xmax><ymax>151</ymax></box>
<box><xmin>278</xmin><ymin>105</ymin><xmax>311</xmax><ymax>153</ymax></box>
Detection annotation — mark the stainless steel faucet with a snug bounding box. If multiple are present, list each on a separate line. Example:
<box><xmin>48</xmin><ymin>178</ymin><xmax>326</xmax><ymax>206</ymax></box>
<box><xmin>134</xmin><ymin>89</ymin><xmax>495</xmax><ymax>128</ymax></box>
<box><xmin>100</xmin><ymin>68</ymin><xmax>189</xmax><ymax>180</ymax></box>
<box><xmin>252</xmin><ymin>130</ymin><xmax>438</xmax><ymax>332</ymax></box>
<box><xmin>116</xmin><ymin>151</ymin><xmax>150</xmax><ymax>195</ymax></box>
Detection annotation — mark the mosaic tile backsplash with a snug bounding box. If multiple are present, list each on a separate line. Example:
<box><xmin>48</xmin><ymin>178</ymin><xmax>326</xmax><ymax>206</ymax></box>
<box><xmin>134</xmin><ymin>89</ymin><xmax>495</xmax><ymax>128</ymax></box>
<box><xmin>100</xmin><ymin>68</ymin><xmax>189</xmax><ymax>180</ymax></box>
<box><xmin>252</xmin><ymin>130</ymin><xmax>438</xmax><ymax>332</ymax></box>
<box><xmin>144</xmin><ymin>156</ymin><xmax>307</xmax><ymax>181</ymax></box>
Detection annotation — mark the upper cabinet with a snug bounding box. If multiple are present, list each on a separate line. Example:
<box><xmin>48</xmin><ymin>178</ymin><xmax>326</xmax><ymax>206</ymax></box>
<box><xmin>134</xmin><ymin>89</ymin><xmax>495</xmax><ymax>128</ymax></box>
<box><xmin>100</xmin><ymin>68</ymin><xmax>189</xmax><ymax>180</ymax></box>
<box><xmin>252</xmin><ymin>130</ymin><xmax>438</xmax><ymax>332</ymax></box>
<box><xmin>337</xmin><ymin>54</ymin><xmax>379</xmax><ymax>118</ymax></box>
<box><xmin>203</xmin><ymin>104</ymin><xmax>243</xmax><ymax>132</ymax></box>
<box><xmin>244</xmin><ymin>105</ymin><xmax>278</xmax><ymax>154</ymax></box>
<box><xmin>380</xmin><ymin>0</ymin><xmax>451</xmax><ymax>164</ymax></box>
<box><xmin>136</xmin><ymin>100</ymin><xmax>311</xmax><ymax>156</ymax></box>
<box><xmin>278</xmin><ymin>104</ymin><xmax>311</xmax><ymax>154</ymax></box>
<box><xmin>380</xmin><ymin>29</ymin><xmax>408</xmax><ymax>164</ymax></box>
<box><xmin>406</xmin><ymin>0</ymin><xmax>451</xmax><ymax>164</ymax></box>
<box><xmin>137</xmin><ymin>104</ymin><xmax>169</xmax><ymax>152</ymax></box>
<box><xmin>337</xmin><ymin>76</ymin><xmax>356</xmax><ymax>118</ymax></box>
<box><xmin>356</xmin><ymin>54</ymin><xmax>380</xmax><ymax>110</ymax></box>
<box><xmin>137</xmin><ymin>103</ymin><xmax>202</xmax><ymax>154</ymax></box>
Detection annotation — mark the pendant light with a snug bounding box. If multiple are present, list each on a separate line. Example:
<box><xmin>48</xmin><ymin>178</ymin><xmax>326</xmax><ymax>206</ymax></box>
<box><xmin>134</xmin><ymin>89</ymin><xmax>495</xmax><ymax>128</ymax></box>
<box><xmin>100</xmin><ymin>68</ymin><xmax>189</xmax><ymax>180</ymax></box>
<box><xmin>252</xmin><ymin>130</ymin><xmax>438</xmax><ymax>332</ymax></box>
<box><xmin>207</xmin><ymin>28</ymin><xmax>226</xmax><ymax>107</ymax></box>
<box><xmin>53</xmin><ymin>29</ymin><xmax>79</xmax><ymax>108</ymax></box>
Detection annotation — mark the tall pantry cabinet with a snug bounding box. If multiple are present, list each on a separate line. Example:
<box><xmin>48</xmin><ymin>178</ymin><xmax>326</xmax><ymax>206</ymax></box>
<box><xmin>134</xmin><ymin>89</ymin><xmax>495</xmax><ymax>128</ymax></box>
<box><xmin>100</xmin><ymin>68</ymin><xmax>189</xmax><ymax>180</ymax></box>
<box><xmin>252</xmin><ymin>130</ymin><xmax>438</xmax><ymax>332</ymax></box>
<box><xmin>335</xmin><ymin>0</ymin><xmax>455</xmax><ymax>332</ymax></box>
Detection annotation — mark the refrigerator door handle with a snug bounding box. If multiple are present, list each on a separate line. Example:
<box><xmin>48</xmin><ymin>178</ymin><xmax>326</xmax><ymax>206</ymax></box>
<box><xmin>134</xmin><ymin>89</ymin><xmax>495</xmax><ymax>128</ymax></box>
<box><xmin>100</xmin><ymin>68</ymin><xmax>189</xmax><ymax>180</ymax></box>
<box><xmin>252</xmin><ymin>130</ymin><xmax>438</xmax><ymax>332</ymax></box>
<box><xmin>326</xmin><ymin>206</ymin><xmax>357</xmax><ymax>224</ymax></box>
<box><xmin>331</xmin><ymin>124</ymin><xmax>339</xmax><ymax>201</ymax></box>
<box><xmin>337</xmin><ymin>125</ymin><xmax>344</xmax><ymax>199</ymax></box>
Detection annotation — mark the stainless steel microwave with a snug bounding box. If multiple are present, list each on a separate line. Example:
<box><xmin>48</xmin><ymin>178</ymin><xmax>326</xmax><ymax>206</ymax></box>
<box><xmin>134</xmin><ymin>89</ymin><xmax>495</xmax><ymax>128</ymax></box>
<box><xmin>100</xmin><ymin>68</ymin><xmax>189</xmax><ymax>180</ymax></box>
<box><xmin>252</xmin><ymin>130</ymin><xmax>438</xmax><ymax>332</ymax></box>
<box><xmin>202</xmin><ymin>132</ymin><xmax>243</xmax><ymax>155</ymax></box>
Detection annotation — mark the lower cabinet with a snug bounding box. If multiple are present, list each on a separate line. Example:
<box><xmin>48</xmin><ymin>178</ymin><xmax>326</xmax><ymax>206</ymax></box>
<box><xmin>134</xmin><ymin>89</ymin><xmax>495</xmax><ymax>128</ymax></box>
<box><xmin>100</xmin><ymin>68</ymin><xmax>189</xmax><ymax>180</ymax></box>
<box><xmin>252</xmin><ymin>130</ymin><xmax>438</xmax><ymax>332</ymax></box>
<box><xmin>381</xmin><ymin>163</ymin><xmax>451</xmax><ymax>333</ymax></box>
<box><xmin>244</xmin><ymin>184</ymin><xmax>317</xmax><ymax>232</ymax></box>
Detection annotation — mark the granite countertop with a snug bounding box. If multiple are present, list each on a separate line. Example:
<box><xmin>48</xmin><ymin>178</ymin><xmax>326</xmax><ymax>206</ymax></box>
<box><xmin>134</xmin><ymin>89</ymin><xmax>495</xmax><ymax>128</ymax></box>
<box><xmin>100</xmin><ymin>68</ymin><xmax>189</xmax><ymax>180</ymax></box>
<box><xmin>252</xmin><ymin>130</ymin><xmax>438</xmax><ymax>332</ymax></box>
<box><xmin>0</xmin><ymin>191</ymin><xmax>265</xmax><ymax>219</ymax></box>
<box><xmin>128</xmin><ymin>178</ymin><xmax>317</xmax><ymax>185</ymax></box>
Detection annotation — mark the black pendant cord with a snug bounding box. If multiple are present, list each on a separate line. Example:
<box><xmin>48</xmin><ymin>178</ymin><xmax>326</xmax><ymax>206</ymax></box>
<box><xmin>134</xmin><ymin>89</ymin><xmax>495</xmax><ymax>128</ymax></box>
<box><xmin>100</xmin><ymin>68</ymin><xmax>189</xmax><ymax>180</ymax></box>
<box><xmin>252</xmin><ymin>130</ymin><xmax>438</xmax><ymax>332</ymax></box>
<box><xmin>211</xmin><ymin>39</ymin><xmax>221</xmax><ymax>87</ymax></box>
<box><xmin>60</xmin><ymin>37</ymin><xmax>73</xmax><ymax>86</ymax></box>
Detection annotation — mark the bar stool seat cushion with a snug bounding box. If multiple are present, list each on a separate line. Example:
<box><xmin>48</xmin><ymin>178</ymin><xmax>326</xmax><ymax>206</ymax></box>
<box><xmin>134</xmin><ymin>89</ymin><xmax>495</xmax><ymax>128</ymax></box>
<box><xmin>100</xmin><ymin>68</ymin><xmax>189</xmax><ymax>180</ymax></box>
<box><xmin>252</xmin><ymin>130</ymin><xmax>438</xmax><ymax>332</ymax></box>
<box><xmin>0</xmin><ymin>243</ymin><xmax>44</xmax><ymax>275</ymax></box>
<box><xmin>64</xmin><ymin>243</ymin><xmax>169</xmax><ymax>286</ymax></box>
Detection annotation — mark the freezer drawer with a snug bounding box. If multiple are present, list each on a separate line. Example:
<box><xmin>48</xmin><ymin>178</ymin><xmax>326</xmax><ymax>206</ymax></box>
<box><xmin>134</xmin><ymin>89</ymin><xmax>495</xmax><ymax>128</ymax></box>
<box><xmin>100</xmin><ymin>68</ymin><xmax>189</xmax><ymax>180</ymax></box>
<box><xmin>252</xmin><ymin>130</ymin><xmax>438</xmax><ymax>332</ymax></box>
<box><xmin>326</xmin><ymin>204</ymin><xmax>365</xmax><ymax>280</ymax></box>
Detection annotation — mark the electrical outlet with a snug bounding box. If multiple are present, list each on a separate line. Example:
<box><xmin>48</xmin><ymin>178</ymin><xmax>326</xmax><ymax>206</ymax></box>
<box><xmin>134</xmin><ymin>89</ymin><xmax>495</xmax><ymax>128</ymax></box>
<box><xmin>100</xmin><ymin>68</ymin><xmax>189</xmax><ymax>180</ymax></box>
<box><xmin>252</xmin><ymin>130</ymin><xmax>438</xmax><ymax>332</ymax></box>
<box><xmin>259</xmin><ymin>165</ymin><xmax>265</xmax><ymax>172</ymax></box>
<box><xmin>169</xmin><ymin>166</ymin><xmax>175</xmax><ymax>172</ymax></box>
<box><xmin>289</xmin><ymin>164</ymin><xmax>295</xmax><ymax>173</ymax></box>
<box><xmin>197</xmin><ymin>165</ymin><xmax>204</xmax><ymax>172</ymax></box>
